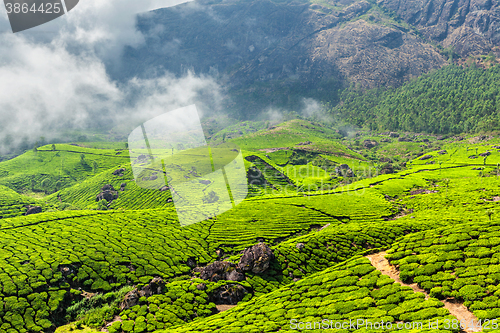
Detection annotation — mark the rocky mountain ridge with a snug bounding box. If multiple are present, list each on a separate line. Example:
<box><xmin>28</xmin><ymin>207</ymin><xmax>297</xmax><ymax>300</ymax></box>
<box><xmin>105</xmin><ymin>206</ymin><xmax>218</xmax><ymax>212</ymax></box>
<box><xmin>118</xmin><ymin>0</ymin><xmax>500</xmax><ymax>116</ymax></box>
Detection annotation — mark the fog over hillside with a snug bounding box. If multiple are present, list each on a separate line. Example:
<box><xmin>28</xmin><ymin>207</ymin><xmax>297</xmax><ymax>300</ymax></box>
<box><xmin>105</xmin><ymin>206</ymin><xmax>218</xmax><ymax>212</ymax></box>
<box><xmin>0</xmin><ymin>0</ymin><xmax>227</xmax><ymax>152</ymax></box>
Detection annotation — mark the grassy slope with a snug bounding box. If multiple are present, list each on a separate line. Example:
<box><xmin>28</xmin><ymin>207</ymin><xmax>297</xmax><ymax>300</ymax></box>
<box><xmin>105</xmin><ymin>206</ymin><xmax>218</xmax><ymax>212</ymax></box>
<box><xmin>0</xmin><ymin>185</ymin><xmax>42</xmax><ymax>219</ymax></box>
<box><xmin>168</xmin><ymin>138</ymin><xmax>500</xmax><ymax>332</ymax></box>
<box><xmin>170</xmin><ymin>256</ymin><xmax>455</xmax><ymax>333</ymax></box>
<box><xmin>3</xmin><ymin>123</ymin><xmax>500</xmax><ymax>332</ymax></box>
<box><xmin>0</xmin><ymin>144</ymin><xmax>128</xmax><ymax>194</ymax></box>
<box><xmin>0</xmin><ymin>185</ymin><xmax>395</xmax><ymax>332</ymax></box>
<box><xmin>43</xmin><ymin>120</ymin><xmax>367</xmax><ymax>208</ymax></box>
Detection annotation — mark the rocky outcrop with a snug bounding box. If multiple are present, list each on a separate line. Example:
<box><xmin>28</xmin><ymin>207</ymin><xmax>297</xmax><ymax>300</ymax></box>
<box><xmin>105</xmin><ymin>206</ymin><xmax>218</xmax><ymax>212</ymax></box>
<box><xmin>193</xmin><ymin>243</ymin><xmax>274</xmax><ymax>286</ymax></box>
<box><xmin>420</xmin><ymin>155</ymin><xmax>433</xmax><ymax>160</ymax></box>
<box><xmin>120</xmin><ymin>277</ymin><xmax>165</xmax><ymax>310</ymax></box>
<box><xmin>378</xmin><ymin>0</ymin><xmax>500</xmax><ymax>57</ymax></box>
<box><xmin>120</xmin><ymin>290</ymin><xmax>139</xmax><ymax>310</ymax></box>
<box><xmin>112</xmin><ymin>168</ymin><xmax>126</xmax><ymax>176</ymax></box>
<box><xmin>335</xmin><ymin>164</ymin><xmax>355</xmax><ymax>177</ymax></box>
<box><xmin>198</xmin><ymin>261</ymin><xmax>239</xmax><ymax>282</ymax></box>
<box><xmin>238</xmin><ymin>242</ymin><xmax>274</xmax><ymax>274</ymax></box>
<box><xmin>226</xmin><ymin>270</ymin><xmax>246</xmax><ymax>282</ymax></box>
<box><xmin>363</xmin><ymin>139</ymin><xmax>378</xmax><ymax>149</ymax></box>
<box><xmin>96</xmin><ymin>184</ymin><xmax>119</xmax><ymax>203</ymax></box>
<box><xmin>210</xmin><ymin>284</ymin><xmax>249</xmax><ymax>305</ymax></box>
<box><xmin>139</xmin><ymin>277</ymin><xmax>165</xmax><ymax>298</ymax></box>
<box><xmin>123</xmin><ymin>0</ymin><xmax>447</xmax><ymax>117</ymax></box>
<box><xmin>25</xmin><ymin>206</ymin><xmax>42</xmax><ymax>216</ymax></box>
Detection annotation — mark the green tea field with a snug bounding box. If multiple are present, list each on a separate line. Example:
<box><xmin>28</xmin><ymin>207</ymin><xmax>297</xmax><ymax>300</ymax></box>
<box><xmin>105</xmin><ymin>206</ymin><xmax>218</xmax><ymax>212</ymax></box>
<box><xmin>1</xmin><ymin>122</ymin><xmax>500</xmax><ymax>333</ymax></box>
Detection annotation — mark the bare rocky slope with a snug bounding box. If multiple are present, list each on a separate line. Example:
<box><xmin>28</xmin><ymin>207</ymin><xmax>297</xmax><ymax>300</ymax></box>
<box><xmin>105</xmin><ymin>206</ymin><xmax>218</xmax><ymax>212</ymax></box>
<box><xmin>378</xmin><ymin>0</ymin><xmax>500</xmax><ymax>56</ymax></box>
<box><xmin>118</xmin><ymin>0</ymin><xmax>498</xmax><ymax>116</ymax></box>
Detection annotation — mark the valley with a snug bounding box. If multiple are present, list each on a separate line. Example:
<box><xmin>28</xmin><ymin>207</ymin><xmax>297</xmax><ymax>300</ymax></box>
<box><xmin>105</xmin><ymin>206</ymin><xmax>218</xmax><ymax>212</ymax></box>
<box><xmin>0</xmin><ymin>120</ymin><xmax>499</xmax><ymax>332</ymax></box>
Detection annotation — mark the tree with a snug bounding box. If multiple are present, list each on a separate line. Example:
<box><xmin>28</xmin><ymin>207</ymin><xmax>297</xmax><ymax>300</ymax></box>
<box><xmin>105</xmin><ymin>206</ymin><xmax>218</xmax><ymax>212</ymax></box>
<box><xmin>41</xmin><ymin>178</ymin><xmax>50</xmax><ymax>194</ymax></box>
<box><xmin>32</xmin><ymin>145</ymin><xmax>37</xmax><ymax>154</ymax></box>
<box><xmin>80</xmin><ymin>154</ymin><xmax>86</xmax><ymax>165</ymax></box>
<box><xmin>486</xmin><ymin>52</ymin><xmax>497</xmax><ymax>64</ymax></box>
<box><xmin>51</xmin><ymin>144</ymin><xmax>56</xmax><ymax>151</ymax></box>
<box><xmin>92</xmin><ymin>161</ymin><xmax>98</xmax><ymax>174</ymax></box>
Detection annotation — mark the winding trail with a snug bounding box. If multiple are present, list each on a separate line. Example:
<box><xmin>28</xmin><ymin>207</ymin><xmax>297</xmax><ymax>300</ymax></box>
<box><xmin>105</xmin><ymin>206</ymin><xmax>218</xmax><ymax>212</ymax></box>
<box><xmin>366</xmin><ymin>252</ymin><xmax>481</xmax><ymax>333</ymax></box>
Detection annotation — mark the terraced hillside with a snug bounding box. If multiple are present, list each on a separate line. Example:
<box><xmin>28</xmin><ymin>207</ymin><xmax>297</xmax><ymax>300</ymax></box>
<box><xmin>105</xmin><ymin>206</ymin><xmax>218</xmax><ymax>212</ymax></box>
<box><xmin>0</xmin><ymin>144</ymin><xmax>129</xmax><ymax>194</ymax></box>
<box><xmin>0</xmin><ymin>185</ymin><xmax>41</xmax><ymax>219</ymax></box>
<box><xmin>2</xmin><ymin>122</ymin><xmax>500</xmax><ymax>332</ymax></box>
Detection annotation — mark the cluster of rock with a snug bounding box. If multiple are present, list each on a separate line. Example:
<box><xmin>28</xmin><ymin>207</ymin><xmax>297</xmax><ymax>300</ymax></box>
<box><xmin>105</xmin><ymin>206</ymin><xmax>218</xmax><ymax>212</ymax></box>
<box><xmin>112</xmin><ymin>168</ymin><xmax>126</xmax><ymax>176</ymax></box>
<box><xmin>96</xmin><ymin>184</ymin><xmax>119</xmax><ymax>203</ymax></box>
<box><xmin>195</xmin><ymin>242</ymin><xmax>274</xmax><ymax>283</ymax></box>
<box><xmin>197</xmin><ymin>261</ymin><xmax>245</xmax><ymax>282</ymax></box>
<box><xmin>133</xmin><ymin>154</ymin><xmax>151</xmax><ymax>165</ymax></box>
<box><xmin>24</xmin><ymin>205</ymin><xmax>42</xmax><ymax>216</ymax></box>
<box><xmin>210</xmin><ymin>284</ymin><xmax>248</xmax><ymax>305</ymax></box>
<box><xmin>120</xmin><ymin>277</ymin><xmax>165</xmax><ymax>310</ymax></box>
<box><xmin>335</xmin><ymin>164</ymin><xmax>355</xmax><ymax>177</ymax></box>
<box><xmin>194</xmin><ymin>243</ymin><xmax>274</xmax><ymax>305</ymax></box>
<box><xmin>363</xmin><ymin>140</ymin><xmax>378</xmax><ymax>149</ymax></box>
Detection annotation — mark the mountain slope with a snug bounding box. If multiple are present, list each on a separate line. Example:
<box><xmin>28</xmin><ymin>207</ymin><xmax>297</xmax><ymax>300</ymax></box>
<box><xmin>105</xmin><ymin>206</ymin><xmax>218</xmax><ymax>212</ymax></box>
<box><xmin>120</xmin><ymin>0</ymin><xmax>447</xmax><ymax>116</ymax></box>
<box><xmin>379</xmin><ymin>0</ymin><xmax>500</xmax><ymax>57</ymax></box>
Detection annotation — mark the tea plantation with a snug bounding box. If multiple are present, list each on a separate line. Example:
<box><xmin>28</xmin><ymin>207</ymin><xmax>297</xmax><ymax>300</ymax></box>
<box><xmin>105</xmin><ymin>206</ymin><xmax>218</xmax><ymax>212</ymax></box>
<box><xmin>0</xmin><ymin>185</ymin><xmax>40</xmax><ymax>219</ymax></box>
<box><xmin>1</xmin><ymin>122</ymin><xmax>500</xmax><ymax>332</ymax></box>
<box><xmin>168</xmin><ymin>257</ymin><xmax>456</xmax><ymax>333</ymax></box>
<box><xmin>386</xmin><ymin>220</ymin><xmax>500</xmax><ymax>321</ymax></box>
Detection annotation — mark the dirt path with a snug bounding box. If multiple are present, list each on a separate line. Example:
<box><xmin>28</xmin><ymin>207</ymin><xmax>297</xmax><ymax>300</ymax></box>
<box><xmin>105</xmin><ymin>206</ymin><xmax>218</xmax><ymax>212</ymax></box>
<box><xmin>216</xmin><ymin>304</ymin><xmax>236</xmax><ymax>312</ymax></box>
<box><xmin>366</xmin><ymin>252</ymin><xmax>481</xmax><ymax>333</ymax></box>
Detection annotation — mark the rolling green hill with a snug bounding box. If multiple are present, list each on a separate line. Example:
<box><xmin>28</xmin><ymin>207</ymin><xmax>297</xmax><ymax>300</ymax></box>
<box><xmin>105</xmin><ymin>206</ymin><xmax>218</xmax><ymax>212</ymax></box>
<box><xmin>0</xmin><ymin>185</ymin><xmax>41</xmax><ymax>219</ymax></box>
<box><xmin>0</xmin><ymin>144</ymin><xmax>129</xmax><ymax>195</ymax></box>
<box><xmin>2</xmin><ymin>121</ymin><xmax>500</xmax><ymax>332</ymax></box>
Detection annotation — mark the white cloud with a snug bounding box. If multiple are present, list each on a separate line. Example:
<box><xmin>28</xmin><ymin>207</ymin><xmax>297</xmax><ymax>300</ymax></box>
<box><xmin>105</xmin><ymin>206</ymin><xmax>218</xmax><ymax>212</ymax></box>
<box><xmin>0</xmin><ymin>0</ymin><xmax>225</xmax><ymax>152</ymax></box>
